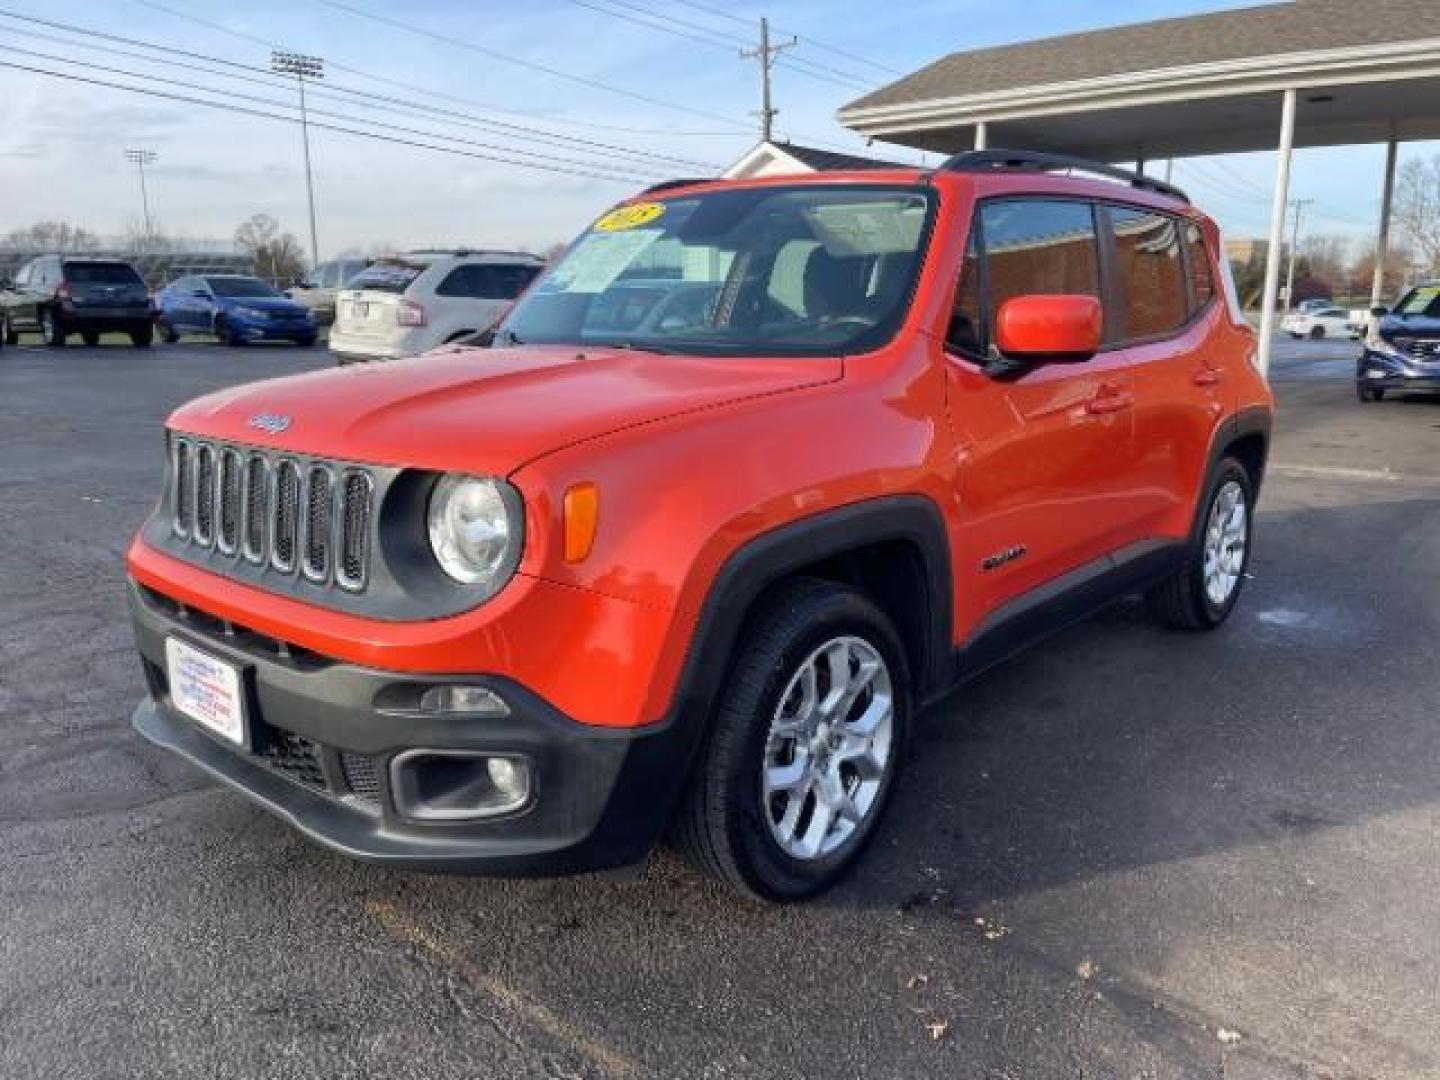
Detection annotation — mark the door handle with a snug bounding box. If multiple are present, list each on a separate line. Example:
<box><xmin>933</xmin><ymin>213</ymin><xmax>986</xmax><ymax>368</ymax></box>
<box><xmin>1085</xmin><ymin>384</ymin><xmax>1134</xmax><ymax>415</ymax></box>
<box><xmin>1192</xmin><ymin>369</ymin><xmax>1221</xmax><ymax>387</ymax></box>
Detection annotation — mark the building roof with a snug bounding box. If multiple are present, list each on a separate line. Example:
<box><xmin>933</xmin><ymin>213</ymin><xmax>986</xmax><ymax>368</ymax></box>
<box><xmin>724</xmin><ymin>140</ymin><xmax>910</xmax><ymax>179</ymax></box>
<box><xmin>837</xmin><ymin>0</ymin><xmax>1440</xmax><ymax>159</ymax></box>
<box><xmin>845</xmin><ymin>0</ymin><xmax>1440</xmax><ymax>112</ymax></box>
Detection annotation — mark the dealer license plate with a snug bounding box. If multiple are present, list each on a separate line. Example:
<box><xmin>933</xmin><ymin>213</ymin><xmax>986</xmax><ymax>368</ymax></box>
<box><xmin>165</xmin><ymin>638</ymin><xmax>246</xmax><ymax>746</ymax></box>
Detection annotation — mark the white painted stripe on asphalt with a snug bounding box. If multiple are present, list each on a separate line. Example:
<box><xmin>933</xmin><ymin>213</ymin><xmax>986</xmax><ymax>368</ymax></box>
<box><xmin>1270</xmin><ymin>462</ymin><xmax>1440</xmax><ymax>484</ymax></box>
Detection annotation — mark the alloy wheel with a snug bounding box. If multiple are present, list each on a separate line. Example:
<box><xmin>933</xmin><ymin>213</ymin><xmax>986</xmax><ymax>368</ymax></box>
<box><xmin>761</xmin><ymin>635</ymin><xmax>894</xmax><ymax>861</ymax></box>
<box><xmin>1202</xmin><ymin>480</ymin><xmax>1248</xmax><ymax>606</ymax></box>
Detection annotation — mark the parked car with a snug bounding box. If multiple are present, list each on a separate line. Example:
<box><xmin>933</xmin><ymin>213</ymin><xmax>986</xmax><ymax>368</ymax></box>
<box><xmin>1283</xmin><ymin>305</ymin><xmax>1358</xmax><ymax>339</ymax></box>
<box><xmin>328</xmin><ymin>249</ymin><xmax>544</xmax><ymax>364</ymax></box>
<box><xmin>1294</xmin><ymin>297</ymin><xmax>1334</xmax><ymax>314</ymax></box>
<box><xmin>1357</xmin><ymin>281</ymin><xmax>1440</xmax><ymax>401</ymax></box>
<box><xmin>286</xmin><ymin>258</ymin><xmax>369</xmax><ymax>326</ymax></box>
<box><xmin>155</xmin><ymin>275</ymin><xmax>317</xmax><ymax>346</ymax></box>
<box><xmin>125</xmin><ymin>153</ymin><xmax>1272</xmax><ymax>900</ymax></box>
<box><xmin>1</xmin><ymin>255</ymin><xmax>153</xmax><ymax>347</ymax></box>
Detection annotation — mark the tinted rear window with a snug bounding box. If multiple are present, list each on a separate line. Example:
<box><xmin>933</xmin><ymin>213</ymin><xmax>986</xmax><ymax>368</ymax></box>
<box><xmin>65</xmin><ymin>263</ymin><xmax>142</xmax><ymax>285</ymax></box>
<box><xmin>347</xmin><ymin>261</ymin><xmax>427</xmax><ymax>293</ymax></box>
<box><xmin>435</xmin><ymin>263</ymin><xmax>541</xmax><ymax>300</ymax></box>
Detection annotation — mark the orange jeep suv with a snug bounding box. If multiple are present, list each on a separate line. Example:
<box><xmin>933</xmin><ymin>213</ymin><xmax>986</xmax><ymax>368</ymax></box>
<box><xmin>127</xmin><ymin>152</ymin><xmax>1272</xmax><ymax>900</ymax></box>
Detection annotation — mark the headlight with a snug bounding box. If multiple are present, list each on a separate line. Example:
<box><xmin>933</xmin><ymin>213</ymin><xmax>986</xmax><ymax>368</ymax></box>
<box><xmin>426</xmin><ymin>474</ymin><xmax>523</xmax><ymax>593</ymax></box>
<box><xmin>1364</xmin><ymin>330</ymin><xmax>1407</xmax><ymax>361</ymax></box>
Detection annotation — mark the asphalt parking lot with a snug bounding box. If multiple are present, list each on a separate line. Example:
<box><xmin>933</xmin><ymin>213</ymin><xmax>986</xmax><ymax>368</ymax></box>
<box><xmin>2</xmin><ymin>334</ymin><xmax>1437</xmax><ymax>1079</ymax></box>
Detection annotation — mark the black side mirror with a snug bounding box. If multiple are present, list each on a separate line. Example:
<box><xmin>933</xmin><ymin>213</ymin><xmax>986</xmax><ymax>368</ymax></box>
<box><xmin>1370</xmin><ymin>306</ymin><xmax>1389</xmax><ymax>318</ymax></box>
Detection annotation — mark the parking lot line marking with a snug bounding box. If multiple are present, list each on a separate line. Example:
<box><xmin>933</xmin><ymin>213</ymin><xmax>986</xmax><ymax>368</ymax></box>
<box><xmin>1269</xmin><ymin>462</ymin><xmax>1440</xmax><ymax>484</ymax></box>
<box><xmin>366</xmin><ymin>898</ymin><xmax>638</xmax><ymax>1078</ymax></box>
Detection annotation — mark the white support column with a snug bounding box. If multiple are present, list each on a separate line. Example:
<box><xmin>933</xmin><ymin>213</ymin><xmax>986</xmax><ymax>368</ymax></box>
<box><xmin>974</xmin><ymin>121</ymin><xmax>988</xmax><ymax>151</ymax></box>
<box><xmin>1371</xmin><ymin>136</ymin><xmax>1399</xmax><ymax>312</ymax></box>
<box><xmin>1257</xmin><ymin>88</ymin><xmax>1297</xmax><ymax>377</ymax></box>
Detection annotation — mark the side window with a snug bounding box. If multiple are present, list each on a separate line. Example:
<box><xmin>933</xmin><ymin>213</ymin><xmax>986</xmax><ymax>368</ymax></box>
<box><xmin>973</xmin><ymin>199</ymin><xmax>1102</xmax><ymax>351</ymax></box>
<box><xmin>13</xmin><ymin>261</ymin><xmax>32</xmax><ymax>287</ymax></box>
<box><xmin>1184</xmin><ymin>222</ymin><xmax>1214</xmax><ymax>311</ymax></box>
<box><xmin>1111</xmin><ymin>207</ymin><xmax>1189</xmax><ymax>339</ymax></box>
<box><xmin>320</xmin><ymin>263</ymin><xmax>340</xmax><ymax>289</ymax></box>
<box><xmin>436</xmin><ymin>263</ymin><xmax>541</xmax><ymax>300</ymax></box>
<box><xmin>947</xmin><ymin>230</ymin><xmax>982</xmax><ymax>356</ymax></box>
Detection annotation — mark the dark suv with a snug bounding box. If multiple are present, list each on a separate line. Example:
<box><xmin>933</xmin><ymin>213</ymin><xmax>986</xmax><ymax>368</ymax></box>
<box><xmin>1</xmin><ymin>255</ymin><xmax>154</xmax><ymax>347</ymax></box>
<box><xmin>1359</xmin><ymin>282</ymin><xmax>1440</xmax><ymax>401</ymax></box>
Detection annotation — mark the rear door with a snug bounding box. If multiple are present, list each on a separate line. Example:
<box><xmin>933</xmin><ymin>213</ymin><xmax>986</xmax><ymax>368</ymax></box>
<box><xmin>943</xmin><ymin>197</ymin><xmax>1140</xmax><ymax>622</ymax></box>
<box><xmin>1103</xmin><ymin>207</ymin><xmax>1223</xmax><ymax>539</ymax></box>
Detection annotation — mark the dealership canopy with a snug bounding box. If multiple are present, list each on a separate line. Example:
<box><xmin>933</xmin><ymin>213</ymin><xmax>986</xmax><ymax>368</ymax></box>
<box><xmin>838</xmin><ymin>0</ymin><xmax>1440</xmax><ymax>371</ymax></box>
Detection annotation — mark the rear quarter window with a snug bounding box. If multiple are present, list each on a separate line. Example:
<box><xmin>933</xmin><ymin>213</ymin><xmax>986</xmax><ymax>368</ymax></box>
<box><xmin>435</xmin><ymin>263</ymin><xmax>541</xmax><ymax>300</ymax></box>
<box><xmin>1184</xmin><ymin>222</ymin><xmax>1215</xmax><ymax>311</ymax></box>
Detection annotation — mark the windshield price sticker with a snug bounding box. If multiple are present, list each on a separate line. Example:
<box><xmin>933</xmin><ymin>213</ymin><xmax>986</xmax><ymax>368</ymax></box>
<box><xmin>594</xmin><ymin>202</ymin><xmax>665</xmax><ymax>232</ymax></box>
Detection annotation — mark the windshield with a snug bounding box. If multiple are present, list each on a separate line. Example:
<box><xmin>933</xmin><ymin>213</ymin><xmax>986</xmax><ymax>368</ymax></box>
<box><xmin>1394</xmin><ymin>284</ymin><xmax>1440</xmax><ymax>319</ymax></box>
<box><xmin>348</xmin><ymin>260</ymin><xmax>428</xmax><ymax>293</ymax></box>
<box><xmin>207</xmin><ymin>277</ymin><xmax>282</xmax><ymax>298</ymax></box>
<box><xmin>496</xmin><ymin>185</ymin><xmax>935</xmax><ymax>356</ymax></box>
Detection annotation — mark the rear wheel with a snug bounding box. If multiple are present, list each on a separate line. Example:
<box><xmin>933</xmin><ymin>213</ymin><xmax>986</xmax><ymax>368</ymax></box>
<box><xmin>672</xmin><ymin>579</ymin><xmax>909</xmax><ymax>901</ymax></box>
<box><xmin>295</xmin><ymin>334</ymin><xmax>317</xmax><ymax>348</ymax></box>
<box><xmin>2</xmin><ymin>313</ymin><xmax>16</xmax><ymax>345</ymax></box>
<box><xmin>81</xmin><ymin>331</ymin><xmax>100</xmax><ymax>347</ymax></box>
<box><xmin>159</xmin><ymin>320</ymin><xmax>180</xmax><ymax>344</ymax></box>
<box><xmin>42</xmin><ymin>308</ymin><xmax>66</xmax><ymax>347</ymax></box>
<box><xmin>130</xmin><ymin>325</ymin><xmax>153</xmax><ymax>348</ymax></box>
<box><xmin>1147</xmin><ymin>458</ymin><xmax>1254</xmax><ymax>631</ymax></box>
<box><xmin>1309</xmin><ymin>325</ymin><xmax>1326</xmax><ymax>340</ymax></box>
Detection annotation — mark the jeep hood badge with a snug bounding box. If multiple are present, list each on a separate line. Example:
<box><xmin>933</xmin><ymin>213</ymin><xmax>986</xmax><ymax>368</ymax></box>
<box><xmin>248</xmin><ymin>412</ymin><xmax>291</xmax><ymax>435</ymax></box>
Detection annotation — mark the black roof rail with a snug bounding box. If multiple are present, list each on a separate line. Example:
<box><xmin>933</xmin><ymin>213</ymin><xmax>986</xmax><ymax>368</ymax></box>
<box><xmin>641</xmin><ymin>177</ymin><xmax>715</xmax><ymax>195</ymax></box>
<box><xmin>940</xmin><ymin>149</ymin><xmax>1189</xmax><ymax>204</ymax></box>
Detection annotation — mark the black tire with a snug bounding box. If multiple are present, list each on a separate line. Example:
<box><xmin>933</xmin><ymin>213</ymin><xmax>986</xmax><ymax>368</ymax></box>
<box><xmin>42</xmin><ymin>308</ymin><xmax>66</xmax><ymax>347</ymax></box>
<box><xmin>671</xmin><ymin>578</ymin><xmax>911</xmax><ymax>901</ymax></box>
<box><xmin>159</xmin><ymin>320</ymin><xmax>180</xmax><ymax>344</ymax></box>
<box><xmin>214</xmin><ymin>314</ymin><xmax>241</xmax><ymax>346</ymax></box>
<box><xmin>1309</xmin><ymin>326</ymin><xmax>1325</xmax><ymax>340</ymax></box>
<box><xmin>295</xmin><ymin>334</ymin><xmax>317</xmax><ymax>348</ymax></box>
<box><xmin>81</xmin><ymin>331</ymin><xmax>100</xmax><ymax>347</ymax></box>
<box><xmin>1147</xmin><ymin>458</ymin><xmax>1255</xmax><ymax>631</ymax></box>
<box><xmin>2</xmin><ymin>313</ymin><xmax>16</xmax><ymax>345</ymax></box>
<box><xmin>130</xmin><ymin>325</ymin><xmax>153</xmax><ymax>348</ymax></box>
<box><xmin>1357</xmin><ymin>384</ymin><xmax>1385</xmax><ymax>402</ymax></box>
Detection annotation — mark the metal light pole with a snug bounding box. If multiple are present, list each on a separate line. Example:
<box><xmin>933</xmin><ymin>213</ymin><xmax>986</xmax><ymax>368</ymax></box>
<box><xmin>271</xmin><ymin>50</ymin><xmax>323</xmax><ymax>272</ymax></box>
<box><xmin>123</xmin><ymin>148</ymin><xmax>157</xmax><ymax>244</ymax></box>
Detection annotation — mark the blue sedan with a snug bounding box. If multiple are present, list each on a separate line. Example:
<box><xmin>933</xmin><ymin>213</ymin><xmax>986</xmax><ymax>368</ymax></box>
<box><xmin>156</xmin><ymin>274</ymin><xmax>317</xmax><ymax>346</ymax></box>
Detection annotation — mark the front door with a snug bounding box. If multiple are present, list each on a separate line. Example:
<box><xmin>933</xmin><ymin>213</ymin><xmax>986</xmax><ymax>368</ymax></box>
<box><xmin>942</xmin><ymin>197</ymin><xmax>1141</xmax><ymax>635</ymax></box>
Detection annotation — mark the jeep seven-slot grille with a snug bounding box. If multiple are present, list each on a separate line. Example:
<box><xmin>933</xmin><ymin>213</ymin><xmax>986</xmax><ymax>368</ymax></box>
<box><xmin>170</xmin><ymin>436</ymin><xmax>373</xmax><ymax>591</ymax></box>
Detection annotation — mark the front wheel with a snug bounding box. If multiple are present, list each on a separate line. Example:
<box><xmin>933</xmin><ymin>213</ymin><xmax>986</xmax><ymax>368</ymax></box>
<box><xmin>81</xmin><ymin>331</ymin><xmax>100</xmax><ymax>347</ymax></box>
<box><xmin>214</xmin><ymin>314</ymin><xmax>241</xmax><ymax>346</ymax></box>
<box><xmin>1357</xmin><ymin>384</ymin><xmax>1385</xmax><ymax>402</ymax></box>
<box><xmin>1309</xmin><ymin>326</ymin><xmax>1326</xmax><ymax>340</ymax></box>
<box><xmin>295</xmin><ymin>334</ymin><xmax>317</xmax><ymax>348</ymax></box>
<box><xmin>2</xmin><ymin>312</ymin><xmax>17</xmax><ymax>345</ymax></box>
<box><xmin>1147</xmin><ymin>459</ymin><xmax>1254</xmax><ymax>631</ymax></box>
<box><xmin>159</xmin><ymin>320</ymin><xmax>180</xmax><ymax>344</ymax></box>
<box><xmin>672</xmin><ymin>579</ymin><xmax>909</xmax><ymax>901</ymax></box>
<box><xmin>42</xmin><ymin>308</ymin><xmax>66</xmax><ymax>347</ymax></box>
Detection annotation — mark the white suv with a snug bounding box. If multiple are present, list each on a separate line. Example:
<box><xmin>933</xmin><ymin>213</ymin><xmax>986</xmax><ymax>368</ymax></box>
<box><xmin>328</xmin><ymin>250</ymin><xmax>545</xmax><ymax>364</ymax></box>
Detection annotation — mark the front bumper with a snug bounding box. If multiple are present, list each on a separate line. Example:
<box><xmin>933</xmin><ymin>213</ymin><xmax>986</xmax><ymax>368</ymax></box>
<box><xmin>128</xmin><ymin>581</ymin><xmax>690</xmax><ymax>874</ymax></box>
<box><xmin>229</xmin><ymin>315</ymin><xmax>316</xmax><ymax>341</ymax></box>
<box><xmin>1357</xmin><ymin>350</ymin><xmax>1440</xmax><ymax>392</ymax></box>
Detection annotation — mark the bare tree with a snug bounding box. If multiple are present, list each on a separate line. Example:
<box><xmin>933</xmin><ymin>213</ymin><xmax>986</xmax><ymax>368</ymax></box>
<box><xmin>1</xmin><ymin>220</ymin><xmax>101</xmax><ymax>252</ymax></box>
<box><xmin>1393</xmin><ymin>157</ymin><xmax>1440</xmax><ymax>276</ymax></box>
<box><xmin>233</xmin><ymin>214</ymin><xmax>307</xmax><ymax>284</ymax></box>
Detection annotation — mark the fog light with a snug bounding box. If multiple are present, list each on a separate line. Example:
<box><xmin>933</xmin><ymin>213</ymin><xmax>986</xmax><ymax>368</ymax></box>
<box><xmin>420</xmin><ymin>684</ymin><xmax>510</xmax><ymax>717</ymax></box>
<box><xmin>390</xmin><ymin>750</ymin><xmax>531</xmax><ymax>821</ymax></box>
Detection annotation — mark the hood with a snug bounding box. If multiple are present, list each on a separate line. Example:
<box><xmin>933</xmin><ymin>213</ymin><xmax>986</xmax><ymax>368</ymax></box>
<box><xmin>167</xmin><ymin>345</ymin><xmax>842</xmax><ymax>474</ymax></box>
<box><xmin>1380</xmin><ymin>314</ymin><xmax>1440</xmax><ymax>338</ymax></box>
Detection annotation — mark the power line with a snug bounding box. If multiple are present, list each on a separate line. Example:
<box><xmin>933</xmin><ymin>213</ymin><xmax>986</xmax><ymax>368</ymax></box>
<box><xmin>0</xmin><ymin>10</ymin><xmax>721</xmax><ymax>171</ymax></box>
<box><xmin>0</xmin><ymin>58</ymin><xmax>655</xmax><ymax>184</ymax></box>
<box><xmin>126</xmin><ymin>0</ymin><xmax>737</xmax><ymax>139</ymax></box>
<box><xmin>666</xmin><ymin>0</ymin><xmax>908</xmax><ymax>77</ymax></box>
<box><xmin>307</xmin><ymin>0</ymin><xmax>754</xmax><ymax>131</ymax></box>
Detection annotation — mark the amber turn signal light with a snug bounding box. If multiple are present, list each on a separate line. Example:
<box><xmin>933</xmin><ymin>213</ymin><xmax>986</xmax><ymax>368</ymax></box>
<box><xmin>562</xmin><ymin>482</ymin><xmax>599</xmax><ymax>563</ymax></box>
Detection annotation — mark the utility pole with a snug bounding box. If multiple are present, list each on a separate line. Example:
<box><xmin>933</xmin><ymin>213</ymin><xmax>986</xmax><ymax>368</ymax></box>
<box><xmin>1283</xmin><ymin>197</ymin><xmax>1313</xmax><ymax>314</ymax></box>
<box><xmin>271</xmin><ymin>50</ymin><xmax>323</xmax><ymax>273</ymax></box>
<box><xmin>123</xmin><ymin>148</ymin><xmax>157</xmax><ymax>245</ymax></box>
<box><xmin>739</xmin><ymin>17</ymin><xmax>796</xmax><ymax>142</ymax></box>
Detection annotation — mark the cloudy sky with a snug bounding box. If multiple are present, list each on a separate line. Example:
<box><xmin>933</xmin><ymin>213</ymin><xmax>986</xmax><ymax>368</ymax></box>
<box><xmin>0</xmin><ymin>0</ymin><xmax>1426</xmax><ymax>258</ymax></box>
